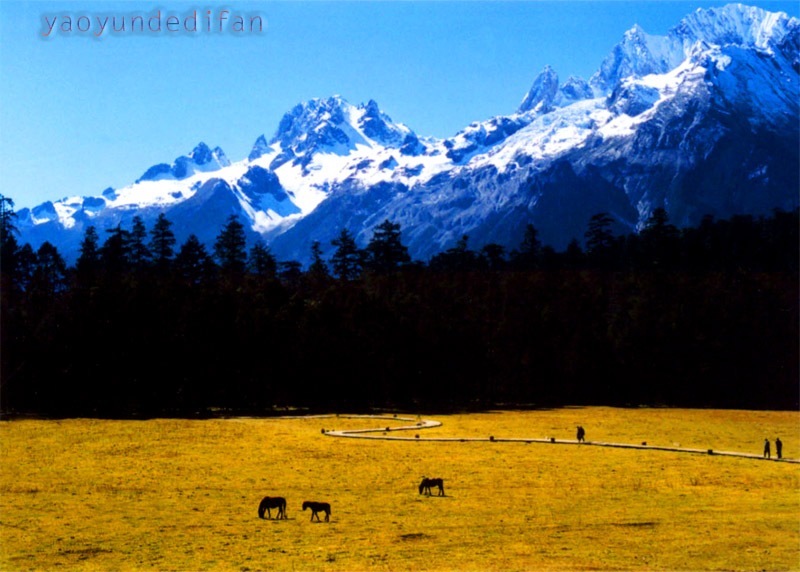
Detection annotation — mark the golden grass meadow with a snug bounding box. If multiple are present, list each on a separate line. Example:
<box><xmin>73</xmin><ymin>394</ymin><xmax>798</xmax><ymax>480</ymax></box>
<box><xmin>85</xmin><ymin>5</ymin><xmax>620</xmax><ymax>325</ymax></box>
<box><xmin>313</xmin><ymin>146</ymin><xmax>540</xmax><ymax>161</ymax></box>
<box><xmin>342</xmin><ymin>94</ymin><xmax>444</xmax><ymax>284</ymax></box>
<box><xmin>1</xmin><ymin>408</ymin><xmax>798</xmax><ymax>571</ymax></box>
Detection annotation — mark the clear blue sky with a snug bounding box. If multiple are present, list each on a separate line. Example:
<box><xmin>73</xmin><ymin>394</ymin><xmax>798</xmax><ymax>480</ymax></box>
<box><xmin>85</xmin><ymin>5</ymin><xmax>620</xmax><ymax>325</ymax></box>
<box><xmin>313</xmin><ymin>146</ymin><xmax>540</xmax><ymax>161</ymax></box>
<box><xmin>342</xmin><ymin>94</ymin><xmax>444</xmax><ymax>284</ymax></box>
<box><xmin>2</xmin><ymin>1</ymin><xmax>798</xmax><ymax>209</ymax></box>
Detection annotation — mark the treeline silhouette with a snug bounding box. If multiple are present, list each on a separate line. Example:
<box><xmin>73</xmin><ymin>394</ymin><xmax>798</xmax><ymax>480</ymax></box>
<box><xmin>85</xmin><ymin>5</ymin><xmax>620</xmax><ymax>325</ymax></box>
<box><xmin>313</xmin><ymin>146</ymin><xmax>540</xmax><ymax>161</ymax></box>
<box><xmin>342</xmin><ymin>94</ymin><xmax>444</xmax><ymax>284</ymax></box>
<box><xmin>1</xmin><ymin>195</ymin><xmax>797</xmax><ymax>417</ymax></box>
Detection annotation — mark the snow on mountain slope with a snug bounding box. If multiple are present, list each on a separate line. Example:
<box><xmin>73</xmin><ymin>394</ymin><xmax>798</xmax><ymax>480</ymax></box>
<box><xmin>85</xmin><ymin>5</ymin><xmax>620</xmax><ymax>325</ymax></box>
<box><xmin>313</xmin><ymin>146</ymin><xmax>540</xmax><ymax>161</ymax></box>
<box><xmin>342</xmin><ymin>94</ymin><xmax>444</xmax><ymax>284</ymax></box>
<box><xmin>674</xmin><ymin>3</ymin><xmax>797</xmax><ymax>51</ymax></box>
<box><xmin>16</xmin><ymin>3</ymin><xmax>799</xmax><ymax>263</ymax></box>
<box><xmin>267</xmin><ymin>3</ymin><xmax>798</xmax><ymax>261</ymax></box>
<box><xmin>135</xmin><ymin>142</ymin><xmax>231</xmax><ymax>184</ymax></box>
<box><xmin>243</xmin><ymin>96</ymin><xmax>456</xmax><ymax>222</ymax></box>
<box><xmin>590</xmin><ymin>3</ymin><xmax>797</xmax><ymax>94</ymax></box>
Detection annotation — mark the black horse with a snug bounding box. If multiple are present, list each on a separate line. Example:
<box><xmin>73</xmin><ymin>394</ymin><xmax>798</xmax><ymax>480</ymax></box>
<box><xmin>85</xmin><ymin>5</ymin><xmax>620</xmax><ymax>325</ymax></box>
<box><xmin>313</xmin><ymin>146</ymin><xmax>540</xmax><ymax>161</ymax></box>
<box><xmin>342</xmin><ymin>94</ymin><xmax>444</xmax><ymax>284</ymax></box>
<box><xmin>302</xmin><ymin>501</ymin><xmax>331</xmax><ymax>522</ymax></box>
<box><xmin>258</xmin><ymin>496</ymin><xmax>287</xmax><ymax>520</ymax></box>
<box><xmin>419</xmin><ymin>477</ymin><xmax>445</xmax><ymax>496</ymax></box>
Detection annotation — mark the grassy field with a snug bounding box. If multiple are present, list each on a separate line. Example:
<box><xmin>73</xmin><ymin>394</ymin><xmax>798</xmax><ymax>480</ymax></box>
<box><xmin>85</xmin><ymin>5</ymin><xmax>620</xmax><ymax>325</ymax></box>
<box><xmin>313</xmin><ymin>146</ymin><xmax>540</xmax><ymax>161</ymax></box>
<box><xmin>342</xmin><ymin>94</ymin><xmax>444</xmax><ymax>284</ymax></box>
<box><xmin>1</xmin><ymin>408</ymin><xmax>798</xmax><ymax>571</ymax></box>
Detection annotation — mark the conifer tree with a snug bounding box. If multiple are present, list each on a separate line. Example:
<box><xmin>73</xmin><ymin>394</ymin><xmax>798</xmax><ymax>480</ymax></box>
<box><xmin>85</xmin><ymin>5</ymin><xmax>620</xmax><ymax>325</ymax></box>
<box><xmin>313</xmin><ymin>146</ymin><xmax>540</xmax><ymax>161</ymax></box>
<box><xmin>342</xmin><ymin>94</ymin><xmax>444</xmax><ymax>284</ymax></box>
<box><xmin>129</xmin><ymin>216</ymin><xmax>151</xmax><ymax>270</ymax></box>
<box><xmin>365</xmin><ymin>220</ymin><xmax>410</xmax><ymax>273</ymax></box>
<box><xmin>0</xmin><ymin>195</ymin><xmax>17</xmax><ymax>248</ymax></box>
<box><xmin>429</xmin><ymin>235</ymin><xmax>478</xmax><ymax>271</ymax></box>
<box><xmin>176</xmin><ymin>234</ymin><xmax>214</xmax><ymax>285</ymax></box>
<box><xmin>101</xmin><ymin>224</ymin><xmax>132</xmax><ymax>274</ymax></box>
<box><xmin>331</xmin><ymin>228</ymin><xmax>363</xmax><ymax>280</ymax></box>
<box><xmin>308</xmin><ymin>240</ymin><xmax>329</xmax><ymax>278</ymax></box>
<box><xmin>32</xmin><ymin>242</ymin><xmax>67</xmax><ymax>294</ymax></box>
<box><xmin>514</xmin><ymin>224</ymin><xmax>541</xmax><ymax>269</ymax></box>
<box><xmin>16</xmin><ymin>243</ymin><xmax>36</xmax><ymax>290</ymax></box>
<box><xmin>77</xmin><ymin>225</ymin><xmax>101</xmax><ymax>277</ymax></box>
<box><xmin>214</xmin><ymin>215</ymin><xmax>247</xmax><ymax>274</ymax></box>
<box><xmin>279</xmin><ymin>260</ymin><xmax>302</xmax><ymax>287</ymax></box>
<box><xmin>641</xmin><ymin>207</ymin><xmax>680</xmax><ymax>268</ymax></box>
<box><xmin>248</xmin><ymin>241</ymin><xmax>277</xmax><ymax>277</ymax></box>
<box><xmin>585</xmin><ymin>213</ymin><xmax>615</xmax><ymax>267</ymax></box>
<box><xmin>0</xmin><ymin>195</ymin><xmax>20</xmax><ymax>286</ymax></box>
<box><xmin>149</xmin><ymin>213</ymin><xmax>176</xmax><ymax>272</ymax></box>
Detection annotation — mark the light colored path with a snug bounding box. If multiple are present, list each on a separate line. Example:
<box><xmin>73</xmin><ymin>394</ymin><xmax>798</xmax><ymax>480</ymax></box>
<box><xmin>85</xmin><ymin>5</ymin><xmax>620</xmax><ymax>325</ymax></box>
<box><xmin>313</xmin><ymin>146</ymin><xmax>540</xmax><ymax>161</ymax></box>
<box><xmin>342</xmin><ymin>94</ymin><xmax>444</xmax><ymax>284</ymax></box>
<box><xmin>266</xmin><ymin>413</ymin><xmax>800</xmax><ymax>464</ymax></box>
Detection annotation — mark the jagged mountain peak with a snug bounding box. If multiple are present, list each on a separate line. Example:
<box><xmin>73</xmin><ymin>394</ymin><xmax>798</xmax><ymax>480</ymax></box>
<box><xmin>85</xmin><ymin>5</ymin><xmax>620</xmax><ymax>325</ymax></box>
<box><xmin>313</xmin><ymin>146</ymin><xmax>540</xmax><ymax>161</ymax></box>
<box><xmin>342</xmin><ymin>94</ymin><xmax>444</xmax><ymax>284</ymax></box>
<box><xmin>590</xmin><ymin>3</ymin><xmax>799</xmax><ymax>95</ymax></box>
<box><xmin>189</xmin><ymin>142</ymin><xmax>213</xmax><ymax>164</ymax></box>
<box><xmin>270</xmin><ymin>95</ymin><xmax>414</xmax><ymax>155</ymax></box>
<box><xmin>674</xmin><ymin>3</ymin><xmax>797</xmax><ymax>49</ymax></box>
<box><xmin>356</xmin><ymin>99</ymin><xmax>412</xmax><ymax>147</ymax></box>
<box><xmin>14</xmin><ymin>3</ymin><xmax>798</xmax><ymax>267</ymax></box>
<box><xmin>271</xmin><ymin>95</ymin><xmax>351</xmax><ymax>144</ymax></box>
<box><xmin>518</xmin><ymin>67</ymin><xmax>594</xmax><ymax>117</ymax></box>
<box><xmin>557</xmin><ymin>76</ymin><xmax>594</xmax><ymax>104</ymax></box>
<box><xmin>518</xmin><ymin>65</ymin><xmax>560</xmax><ymax>114</ymax></box>
<box><xmin>187</xmin><ymin>142</ymin><xmax>230</xmax><ymax>167</ymax></box>
<box><xmin>136</xmin><ymin>142</ymin><xmax>230</xmax><ymax>183</ymax></box>
<box><xmin>248</xmin><ymin>134</ymin><xmax>270</xmax><ymax>161</ymax></box>
<box><xmin>361</xmin><ymin>98</ymin><xmax>381</xmax><ymax>115</ymax></box>
<box><xmin>589</xmin><ymin>23</ymin><xmax>675</xmax><ymax>94</ymax></box>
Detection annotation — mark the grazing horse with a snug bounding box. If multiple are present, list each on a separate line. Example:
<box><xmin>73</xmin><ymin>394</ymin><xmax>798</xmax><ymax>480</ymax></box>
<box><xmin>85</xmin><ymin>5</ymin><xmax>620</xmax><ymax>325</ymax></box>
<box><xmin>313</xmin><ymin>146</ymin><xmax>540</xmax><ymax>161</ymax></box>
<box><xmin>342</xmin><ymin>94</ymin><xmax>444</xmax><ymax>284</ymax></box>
<box><xmin>419</xmin><ymin>477</ymin><xmax>445</xmax><ymax>496</ymax></box>
<box><xmin>258</xmin><ymin>496</ymin><xmax>287</xmax><ymax>520</ymax></box>
<box><xmin>302</xmin><ymin>501</ymin><xmax>331</xmax><ymax>522</ymax></box>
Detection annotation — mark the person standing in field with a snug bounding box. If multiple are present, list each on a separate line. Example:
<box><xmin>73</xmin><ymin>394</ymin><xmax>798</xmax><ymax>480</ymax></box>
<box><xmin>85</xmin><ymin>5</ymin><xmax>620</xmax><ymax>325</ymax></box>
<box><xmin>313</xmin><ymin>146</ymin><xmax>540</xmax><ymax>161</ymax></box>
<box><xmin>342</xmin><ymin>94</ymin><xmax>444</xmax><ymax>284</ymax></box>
<box><xmin>763</xmin><ymin>438</ymin><xmax>771</xmax><ymax>458</ymax></box>
<box><xmin>577</xmin><ymin>426</ymin><xmax>585</xmax><ymax>443</ymax></box>
<box><xmin>775</xmin><ymin>437</ymin><xmax>782</xmax><ymax>459</ymax></box>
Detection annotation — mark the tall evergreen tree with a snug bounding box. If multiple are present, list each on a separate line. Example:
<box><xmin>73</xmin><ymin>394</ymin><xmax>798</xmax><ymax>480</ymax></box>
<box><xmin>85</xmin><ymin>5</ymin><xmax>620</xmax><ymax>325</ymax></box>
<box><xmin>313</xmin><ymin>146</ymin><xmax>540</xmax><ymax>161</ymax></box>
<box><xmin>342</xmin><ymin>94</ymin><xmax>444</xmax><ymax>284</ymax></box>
<box><xmin>331</xmin><ymin>228</ymin><xmax>363</xmax><ymax>280</ymax></box>
<box><xmin>32</xmin><ymin>242</ymin><xmax>67</xmax><ymax>294</ymax></box>
<box><xmin>514</xmin><ymin>224</ymin><xmax>542</xmax><ymax>269</ymax></box>
<box><xmin>129</xmin><ymin>216</ymin><xmax>151</xmax><ymax>271</ymax></box>
<box><xmin>640</xmin><ymin>207</ymin><xmax>680</xmax><ymax>268</ymax></box>
<box><xmin>150</xmin><ymin>213</ymin><xmax>176</xmax><ymax>272</ymax></box>
<box><xmin>0</xmin><ymin>195</ymin><xmax>17</xmax><ymax>247</ymax></box>
<box><xmin>248</xmin><ymin>241</ymin><xmax>277</xmax><ymax>277</ymax></box>
<box><xmin>77</xmin><ymin>225</ymin><xmax>101</xmax><ymax>277</ymax></box>
<box><xmin>15</xmin><ymin>243</ymin><xmax>36</xmax><ymax>290</ymax></box>
<box><xmin>0</xmin><ymin>195</ymin><xmax>20</xmax><ymax>286</ymax></box>
<box><xmin>176</xmin><ymin>234</ymin><xmax>214</xmax><ymax>285</ymax></box>
<box><xmin>308</xmin><ymin>240</ymin><xmax>329</xmax><ymax>279</ymax></box>
<box><xmin>642</xmin><ymin>208</ymin><xmax>678</xmax><ymax>238</ymax></box>
<box><xmin>279</xmin><ymin>260</ymin><xmax>302</xmax><ymax>287</ymax></box>
<box><xmin>585</xmin><ymin>213</ymin><xmax>615</xmax><ymax>267</ymax></box>
<box><xmin>214</xmin><ymin>215</ymin><xmax>247</xmax><ymax>274</ymax></box>
<box><xmin>101</xmin><ymin>224</ymin><xmax>132</xmax><ymax>274</ymax></box>
<box><xmin>429</xmin><ymin>235</ymin><xmax>478</xmax><ymax>271</ymax></box>
<box><xmin>365</xmin><ymin>220</ymin><xmax>410</xmax><ymax>273</ymax></box>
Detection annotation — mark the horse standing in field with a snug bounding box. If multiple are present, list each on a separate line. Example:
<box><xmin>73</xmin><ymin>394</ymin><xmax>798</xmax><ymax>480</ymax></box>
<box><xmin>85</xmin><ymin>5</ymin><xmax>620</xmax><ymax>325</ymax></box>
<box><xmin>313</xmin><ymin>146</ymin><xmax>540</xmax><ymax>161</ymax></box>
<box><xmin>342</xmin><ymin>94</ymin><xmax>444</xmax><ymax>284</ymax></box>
<box><xmin>419</xmin><ymin>477</ymin><xmax>445</xmax><ymax>496</ymax></box>
<box><xmin>302</xmin><ymin>501</ymin><xmax>331</xmax><ymax>522</ymax></box>
<box><xmin>258</xmin><ymin>496</ymin><xmax>287</xmax><ymax>520</ymax></box>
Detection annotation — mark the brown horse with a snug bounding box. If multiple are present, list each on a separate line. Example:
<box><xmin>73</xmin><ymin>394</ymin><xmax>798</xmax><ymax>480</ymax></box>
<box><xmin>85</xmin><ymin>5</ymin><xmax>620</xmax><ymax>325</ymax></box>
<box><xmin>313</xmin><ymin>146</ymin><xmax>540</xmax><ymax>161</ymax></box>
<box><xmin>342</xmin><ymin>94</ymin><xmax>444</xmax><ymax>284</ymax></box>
<box><xmin>302</xmin><ymin>501</ymin><xmax>331</xmax><ymax>522</ymax></box>
<box><xmin>419</xmin><ymin>477</ymin><xmax>445</xmax><ymax>496</ymax></box>
<box><xmin>258</xmin><ymin>496</ymin><xmax>287</xmax><ymax>519</ymax></box>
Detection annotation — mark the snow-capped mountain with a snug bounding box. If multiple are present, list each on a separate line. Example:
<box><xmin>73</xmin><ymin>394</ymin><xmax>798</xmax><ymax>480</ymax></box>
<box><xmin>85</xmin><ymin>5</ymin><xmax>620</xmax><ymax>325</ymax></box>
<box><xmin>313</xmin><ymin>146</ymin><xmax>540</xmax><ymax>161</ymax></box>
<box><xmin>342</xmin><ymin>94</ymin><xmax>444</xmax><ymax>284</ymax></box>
<box><xmin>17</xmin><ymin>3</ymin><xmax>799</xmax><ymax>264</ymax></box>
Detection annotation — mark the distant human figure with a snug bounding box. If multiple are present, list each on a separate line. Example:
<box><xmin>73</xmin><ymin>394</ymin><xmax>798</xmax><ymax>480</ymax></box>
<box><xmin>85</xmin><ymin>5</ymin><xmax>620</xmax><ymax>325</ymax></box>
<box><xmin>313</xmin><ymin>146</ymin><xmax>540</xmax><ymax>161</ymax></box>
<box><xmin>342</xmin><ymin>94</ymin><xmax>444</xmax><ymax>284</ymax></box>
<box><xmin>577</xmin><ymin>426</ymin><xmax>585</xmax><ymax>443</ymax></box>
<box><xmin>763</xmin><ymin>439</ymin><xmax>771</xmax><ymax>459</ymax></box>
<box><xmin>775</xmin><ymin>437</ymin><xmax>782</xmax><ymax>459</ymax></box>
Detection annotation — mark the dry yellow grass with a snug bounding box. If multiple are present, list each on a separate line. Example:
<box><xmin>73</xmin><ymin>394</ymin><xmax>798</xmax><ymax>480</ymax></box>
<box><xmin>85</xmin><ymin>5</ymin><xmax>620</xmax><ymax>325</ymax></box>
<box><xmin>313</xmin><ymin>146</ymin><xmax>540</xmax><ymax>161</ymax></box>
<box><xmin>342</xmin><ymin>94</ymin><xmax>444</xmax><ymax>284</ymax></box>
<box><xmin>1</xmin><ymin>408</ymin><xmax>798</xmax><ymax>571</ymax></box>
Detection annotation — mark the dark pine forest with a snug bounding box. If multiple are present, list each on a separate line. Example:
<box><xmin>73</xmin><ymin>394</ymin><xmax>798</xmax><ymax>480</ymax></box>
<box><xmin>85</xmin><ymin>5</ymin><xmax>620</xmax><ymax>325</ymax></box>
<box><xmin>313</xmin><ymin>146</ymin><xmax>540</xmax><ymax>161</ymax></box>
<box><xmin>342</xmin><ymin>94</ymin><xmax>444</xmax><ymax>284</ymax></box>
<box><xmin>1</xmin><ymin>195</ymin><xmax>797</xmax><ymax>417</ymax></box>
